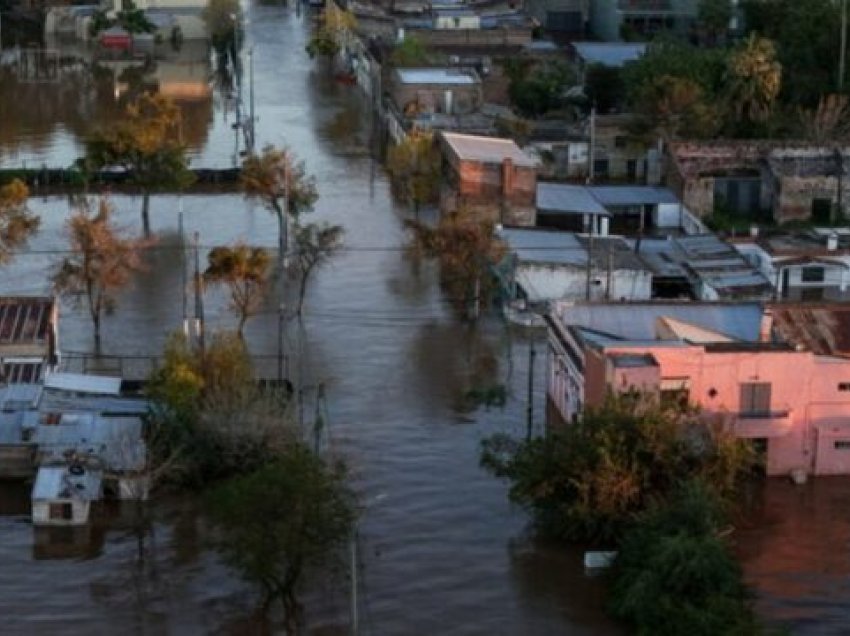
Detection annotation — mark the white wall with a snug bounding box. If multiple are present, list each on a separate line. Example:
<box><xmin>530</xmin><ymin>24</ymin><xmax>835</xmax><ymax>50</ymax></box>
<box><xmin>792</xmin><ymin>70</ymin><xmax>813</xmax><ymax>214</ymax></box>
<box><xmin>32</xmin><ymin>500</ymin><xmax>90</xmax><ymax>526</ymax></box>
<box><xmin>517</xmin><ymin>263</ymin><xmax>652</xmax><ymax>302</ymax></box>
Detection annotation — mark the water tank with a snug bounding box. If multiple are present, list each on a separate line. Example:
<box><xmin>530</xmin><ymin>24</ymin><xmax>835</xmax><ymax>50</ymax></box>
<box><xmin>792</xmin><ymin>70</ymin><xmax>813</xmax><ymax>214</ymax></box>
<box><xmin>444</xmin><ymin>90</ymin><xmax>453</xmax><ymax>115</ymax></box>
<box><xmin>828</xmin><ymin>233</ymin><xmax>839</xmax><ymax>251</ymax></box>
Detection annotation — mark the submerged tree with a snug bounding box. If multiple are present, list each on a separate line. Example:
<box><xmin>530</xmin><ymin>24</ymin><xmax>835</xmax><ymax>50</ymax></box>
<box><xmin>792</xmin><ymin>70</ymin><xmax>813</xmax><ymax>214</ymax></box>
<box><xmin>81</xmin><ymin>93</ymin><xmax>194</xmax><ymax>235</ymax></box>
<box><xmin>406</xmin><ymin>210</ymin><xmax>506</xmax><ymax>320</ymax></box>
<box><xmin>206</xmin><ymin>445</ymin><xmax>357</xmax><ymax>631</ymax></box>
<box><xmin>292</xmin><ymin>222</ymin><xmax>343</xmax><ymax>316</ymax></box>
<box><xmin>204</xmin><ymin>243</ymin><xmax>272</xmax><ymax>337</ymax></box>
<box><xmin>385</xmin><ymin>131</ymin><xmax>441</xmax><ymax>213</ymax></box>
<box><xmin>52</xmin><ymin>198</ymin><xmax>152</xmax><ymax>348</ymax></box>
<box><xmin>305</xmin><ymin>1</ymin><xmax>357</xmax><ymax>61</ymax></box>
<box><xmin>242</xmin><ymin>145</ymin><xmax>318</xmax><ymax>267</ymax></box>
<box><xmin>202</xmin><ymin>0</ymin><xmax>242</xmax><ymax>58</ymax></box>
<box><xmin>481</xmin><ymin>394</ymin><xmax>755</xmax><ymax>544</ymax></box>
<box><xmin>0</xmin><ymin>179</ymin><xmax>39</xmax><ymax>265</ymax></box>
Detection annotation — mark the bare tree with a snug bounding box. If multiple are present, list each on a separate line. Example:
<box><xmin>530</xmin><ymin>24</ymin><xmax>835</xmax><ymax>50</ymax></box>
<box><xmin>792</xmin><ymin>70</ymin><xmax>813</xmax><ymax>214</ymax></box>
<box><xmin>52</xmin><ymin>197</ymin><xmax>152</xmax><ymax>349</ymax></box>
<box><xmin>292</xmin><ymin>222</ymin><xmax>343</xmax><ymax>316</ymax></box>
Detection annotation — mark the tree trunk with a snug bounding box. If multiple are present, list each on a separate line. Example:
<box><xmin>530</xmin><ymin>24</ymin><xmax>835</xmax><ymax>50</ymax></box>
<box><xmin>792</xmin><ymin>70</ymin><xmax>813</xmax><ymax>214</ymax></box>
<box><xmin>237</xmin><ymin>313</ymin><xmax>248</xmax><ymax>339</ymax></box>
<box><xmin>276</xmin><ymin>205</ymin><xmax>288</xmax><ymax>269</ymax></box>
<box><xmin>93</xmin><ymin>310</ymin><xmax>102</xmax><ymax>352</ymax></box>
<box><xmin>142</xmin><ymin>191</ymin><xmax>151</xmax><ymax>237</ymax></box>
<box><xmin>296</xmin><ymin>267</ymin><xmax>310</xmax><ymax>316</ymax></box>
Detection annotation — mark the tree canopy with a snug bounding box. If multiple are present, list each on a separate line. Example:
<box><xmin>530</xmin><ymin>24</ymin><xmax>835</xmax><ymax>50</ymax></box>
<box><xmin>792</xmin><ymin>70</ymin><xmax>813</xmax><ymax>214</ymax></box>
<box><xmin>0</xmin><ymin>179</ymin><xmax>39</xmax><ymax>265</ymax></box>
<box><xmin>204</xmin><ymin>243</ymin><xmax>272</xmax><ymax>337</ymax></box>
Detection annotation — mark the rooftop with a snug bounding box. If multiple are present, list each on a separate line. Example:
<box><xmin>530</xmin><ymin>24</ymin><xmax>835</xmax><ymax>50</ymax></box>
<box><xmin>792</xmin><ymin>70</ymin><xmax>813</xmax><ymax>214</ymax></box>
<box><xmin>43</xmin><ymin>373</ymin><xmax>122</xmax><ymax>396</ymax></box>
<box><xmin>770</xmin><ymin>304</ymin><xmax>850</xmax><ymax>357</ymax></box>
<box><xmin>396</xmin><ymin>67</ymin><xmax>480</xmax><ymax>85</ymax></box>
<box><xmin>499</xmin><ymin>228</ymin><xmax>651</xmax><ymax>271</ymax></box>
<box><xmin>0</xmin><ymin>297</ymin><xmax>54</xmax><ymax>347</ymax></box>
<box><xmin>536</xmin><ymin>183</ymin><xmax>681</xmax><ymax>215</ymax></box>
<box><xmin>32</xmin><ymin>465</ymin><xmax>102</xmax><ymax>502</ymax></box>
<box><xmin>440</xmin><ymin>131</ymin><xmax>536</xmax><ymax>167</ymax></box>
<box><xmin>572</xmin><ymin>42</ymin><xmax>647</xmax><ymax>68</ymax></box>
<box><xmin>552</xmin><ymin>301</ymin><xmax>764</xmax><ymax>342</ymax></box>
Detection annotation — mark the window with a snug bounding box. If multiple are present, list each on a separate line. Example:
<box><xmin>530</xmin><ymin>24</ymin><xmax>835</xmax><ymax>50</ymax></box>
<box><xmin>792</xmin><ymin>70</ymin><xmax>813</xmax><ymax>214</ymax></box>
<box><xmin>838</xmin><ymin>382</ymin><xmax>850</xmax><ymax>391</ymax></box>
<box><xmin>811</xmin><ymin>198</ymin><xmax>832</xmax><ymax>224</ymax></box>
<box><xmin>49</xmin><ymin>503</ymin><xmax>73</xmax><ymax>520</ymax></box>
<box><xmin>834</xmin><ymin>440</ymin><xmax>850</xmax><ymax>450</ymax></box>
<box><xmin>593</xmin><ymin>159</ymin><xmax>609</xmax><ymax>177</ymax></box>
<box><xmin>739</xmin><ymin>382</ymin><xmax>772</xmax><ymax>416</ymax></box>
<box><xmin>801</xmin><ymin>266</ymin><xmax>825</xmax><ymax>283</ymax></box>
<box><xmin>627</xmin><ymin>160</ymin><xmax>637</xmax><ymax>180</ymax></box>
<box><xmin>615</xmin><ymin>136</ymin><xmax>628</xmax><ymax>149</ymax></box>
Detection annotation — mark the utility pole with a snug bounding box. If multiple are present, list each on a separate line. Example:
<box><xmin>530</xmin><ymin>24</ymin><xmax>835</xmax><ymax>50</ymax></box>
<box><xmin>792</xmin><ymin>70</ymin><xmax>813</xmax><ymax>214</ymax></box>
<box><xmin>587</xmin><ymin>105</ymin><xmax>596</xmax><ymax>184</ymax></box>
<box><xmin>350</xmin><ymin>529</ymin><xmax>359</xmax><ymax>636</ymax></box>
<box><xmin>248</xmin><ymin>47</ymin><xmax>255</xmax><ymax>153</ymax></box>
<box><xmin>179</xmin><ymin>202</ymin><xmax>188</xmax><ymax>338</ymax></box>
<box><xmin>605</xmin><ymin>240</ymin><xmax>613</xmax><ymax>300</ymax></box>
<box><xmin>193</xmin><ymin>232</ymin><xmax>205</xmax><ymax>356</ymax></box>
<box><xmin>526</xmin><ymin>338</ymin><xmax>536</xmax><ymax>441</ymax></box>
<box><xmin>585</xmin><ymin>230</ymin><xmax>594</xmax><ymax>301</ymax></box>
<box><xmin>277</xmin><ymin>302</ymin><xmax>285</xmax><ymax>383</ymax></box>
<box><xmin>280</xmin><ymin>156</ymin><xmax>291</xmax><ymax>268</ymax></box>
<box><xmin>841</xmin><ymin>0</ymin><xmax>848</xmax><ymax>91</ymax></box>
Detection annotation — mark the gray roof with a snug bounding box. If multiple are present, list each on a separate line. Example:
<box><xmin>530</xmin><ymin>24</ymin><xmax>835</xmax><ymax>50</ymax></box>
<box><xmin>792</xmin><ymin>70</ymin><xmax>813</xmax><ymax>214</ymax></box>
<box><xmin>500</xmin><ymin>228</ymin><xmax>588</xmax><ymax>266</ymax></box>
<box><xmin>441</xmin><ymin>132</ymin><xmax>536</xmax><ymax>167</ymax></box>
<box><xmin>32</xmin><ymin>465</ymin><xmax>102</xmax><ymax>501</ymax></box>
<box><xmin>396</xmin><ymin>68</ymin><xmax>479</xmax><ymax>85</ymax></box>
<box><xmin>44</xmin><ymin>373</ymin><xmax>122</xmax><ymax>396</ymax></box>
<box><xmin>589</xmin><ymin>186</ymin><xmax>679</xmax><ymax>207</ymax></box>
<box><xmin>34</xmin><ymin>415</ymin><xmax>145</xmax><ymax>472</ymax></box>
<box><xmin>537</xmin><ymin>182</ymin><xmax>609</xmax><ymax>216</ymax></box>
<box><xmin>555</xmin><ymin>302</ymin><xmax>764</xmax><ymax>342</ymax></box>
<box><xmin>572</xmin><ymin>42</ymin><xmax>647</xmax><ymax>67</ymax></box>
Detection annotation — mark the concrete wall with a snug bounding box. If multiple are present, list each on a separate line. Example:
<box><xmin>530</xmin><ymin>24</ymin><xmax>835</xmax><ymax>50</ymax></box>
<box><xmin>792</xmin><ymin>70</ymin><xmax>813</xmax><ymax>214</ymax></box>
<box><xmin>391</xmin><ymin>81</ymin><xmax>482</xmax><ymax>115</ymax></box>
<box><xmin>517</xmin><ymin>263</ymin><xmax>652</xmax><ymax>301</ymax></box>
<box><xmin>32</xmin><ymin>499</ymin><xmax>90</xmax><ymax>526</ymax></box>
<box><xmin>408</xmin><ymin>27</ymin><xmax>533</xmax><ymax>49</ymax></box>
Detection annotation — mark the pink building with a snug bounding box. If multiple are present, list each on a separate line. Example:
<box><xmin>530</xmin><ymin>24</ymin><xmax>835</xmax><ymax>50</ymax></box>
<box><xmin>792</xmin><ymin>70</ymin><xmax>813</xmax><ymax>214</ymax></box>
<box><xmin>547</xmin><ymin>302</ymin><xmax>850</xmax><ymax>477</ymax></box>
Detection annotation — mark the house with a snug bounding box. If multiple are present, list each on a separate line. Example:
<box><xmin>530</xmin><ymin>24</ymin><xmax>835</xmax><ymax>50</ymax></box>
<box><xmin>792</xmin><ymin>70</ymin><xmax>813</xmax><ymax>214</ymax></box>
<box><xmin>730</xmin><ymin>229</ymin><xmax>850</xmax><ymax>301</ymax></box>
<box><xmin>546</xmin><ymin>301</ymin><xmax>850</xmax><ymax>476</ymax></box>
<box><xmin>535</xmin><ymin>182</ymin><xmax>706</xmax><ymax>235</ymax></box>
<box><xmin>525</xmin><ymin>0</ymin><xmax>587</xmax><ymax>35</ymax></box>
<box><xmin>0</xmin><ymin>297</ymin><xmax>59</xmax><ymax>385</ymax></box>
<box><xmin>636</xmin><ymin>234</ymin><xmax>774</xmax><ymax>300</ymax></box>
<box><xmin>666</xmin><ymin>141</ymin><xmax>850</xmax><ymax>225</ymax></box>
<box><xmin>589</xmin><ymin>0</ymin><xmax>699</xmax><ymax>42</ymax></box>
<box><xmin>438</xmin><ymin>131</ymin><xmax>538</xmax><ymax>225</ymax></box>
<box><xmin>403</xmin><ymin>9</ymin><xmax>534</xmax><ymax>50</ymax></box>
<box><xmin>496</xmin><ymin>227</ymin><xmax>653</xmax><ymax>306</ymax></box>
<box><xmin>31</xmin><ymin>464</ymin><xmax>103</xmax><ymax>526</ymax></box>
<box><xmin>392</xmin><ymin>68</ymin><xmax>483</xmax><ymax>117</ymax></box>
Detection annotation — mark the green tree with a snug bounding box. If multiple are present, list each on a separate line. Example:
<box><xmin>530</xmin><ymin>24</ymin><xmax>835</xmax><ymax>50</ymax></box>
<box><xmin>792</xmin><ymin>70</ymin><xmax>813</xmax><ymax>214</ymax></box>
<box><xmin>202</xmin><ymin>0</ymin><xmax>241</xmax><ymax>56</ymax></box>
<box><xmin>632</xmin><ymin>74</ymin><xmax>722</xmax><ymax>140</ymax></box>
<box><xmin>584</xmin><ymin>64</ymin><xmax>625</xmax><ymax>113</ymax></box>
<box><xmin>52</xmin><ymin>197</ymin><xmax>152</xmax><ymax>349</ymax></box>
<box><xmin>206</xmin><ymin>445</ymin><xmax>357</xmax><ymax>629</ymax></box>
<box><xmin>389</xmin><ymin>35</ymin><xmax>431</xmax><ymax>67</ymax></box>
<box><xmin>697</xmin><ymin>0</ymin><xmax>732</xmax><ymax>44</ymax></box>
<box><xmin>609</xmin><ymin>481</ymin><xmax>759</xmax><ymax>636</ymax></box>
<box><xmin>507</xmin><ymin>60</ymin><xmax>574</xmax><ymax>118</ymax></box>
<box><xmin>0</xmin><ymin>179</ymin><xmax>39</xmax><ymax>265</ymax></box>
<box><xmin>724</xmin><ymin>34</ymin><xmax>782</xmax><ymax>125</ymax></box>
<box><xmin>242</xmin><ymin>145</ymin><xmax>318</xmax><ymax>268</ymax></box>
<box><xmin>385</xmin><ymin>131</ymin><xmax>441</xmax><ymax>213</ymax></box>
<box><xmin>81</xmin><ymin>92</ymin><xmax>194</xmax><ymax>236</ymax></box>
<box><xmin>292</xmin><ymin>222</ymin><xmax>343</xmax><ymax>316</ymax></box>
<box><xmin>204</xmin><ymin>243</ymin><xmax>272</xmax><ymax>337</ymax></box>
<box><xmin>481</xmin><ymin>394</ymin><xmax>755</xmax><ymax>543</ymax></box>
<box><xmin>406</xmin><ymin>209</ymin><xmax>506</xmax><ymax>320</ymax></box>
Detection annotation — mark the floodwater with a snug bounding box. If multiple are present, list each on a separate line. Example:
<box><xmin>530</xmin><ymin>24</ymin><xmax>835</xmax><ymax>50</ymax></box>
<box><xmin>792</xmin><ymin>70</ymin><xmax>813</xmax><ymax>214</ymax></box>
<box><xmin>0</xmin><ymin>3</ymin><xmax>847</xmax><ymax>635</ymax></box>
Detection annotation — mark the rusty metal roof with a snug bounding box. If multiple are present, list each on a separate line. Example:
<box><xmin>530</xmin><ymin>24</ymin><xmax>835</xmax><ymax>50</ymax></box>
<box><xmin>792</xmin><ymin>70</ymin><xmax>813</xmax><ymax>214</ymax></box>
<box><xmin>769</xmin><ymin>304</ymin><xmax>850</xmax><ymax>357</ymax></box>
<box><xmin>0</xmin><ymin>297</ymin><xmax>54</xmax><ymax>345</ymax></box>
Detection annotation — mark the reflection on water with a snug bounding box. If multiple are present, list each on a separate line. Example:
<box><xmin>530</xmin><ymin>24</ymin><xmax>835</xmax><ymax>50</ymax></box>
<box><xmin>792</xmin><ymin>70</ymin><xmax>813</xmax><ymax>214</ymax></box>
<box><xmin>0</xmin><ymin>39</ymin><xmax>218</xmax><ymax>168</ymax></box>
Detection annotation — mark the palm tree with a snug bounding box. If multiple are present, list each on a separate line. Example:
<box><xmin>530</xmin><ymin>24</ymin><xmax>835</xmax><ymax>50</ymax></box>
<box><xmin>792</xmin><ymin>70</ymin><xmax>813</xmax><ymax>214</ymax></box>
<box><xmin>725</xmin><ymin>35</ymin><xmax>782</xmax><ymax>123</ymax></box>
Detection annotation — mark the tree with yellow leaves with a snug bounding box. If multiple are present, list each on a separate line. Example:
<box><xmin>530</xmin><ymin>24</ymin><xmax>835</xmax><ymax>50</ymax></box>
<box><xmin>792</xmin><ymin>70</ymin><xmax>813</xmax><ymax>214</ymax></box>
<box><xmin>81</xmin><ymin>93</ymin><xmax>194</xmax><ymax>235</ymax></box>
<box><xmin>305</xmin><ymin>1</ymin><xmax>357</xmax><ymax>61</ymax></box>
<box><xmin>0</xmin><ymin>179</ymin><xmax>40</xmax><ymax>265</ymax></box>
<box><xmin>725</xmin><ymin>35</ymin><xmax>782</xmax><ymax>124</ymax></box>
<box><xmin>204</xmin><ymin>243</ymin><xmax>272</xmax><ymax>337</ymax></box>
<box><xmin>386</xmin><ymin>131</ymin><xmax>441</xmax><ymax>214</ymax></box>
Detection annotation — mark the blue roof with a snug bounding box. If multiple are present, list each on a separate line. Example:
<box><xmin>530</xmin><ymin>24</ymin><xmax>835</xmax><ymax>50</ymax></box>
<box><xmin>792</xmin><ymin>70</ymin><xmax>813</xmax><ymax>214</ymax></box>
<box><xmin>572</xmin><ymin>42</ymin><xmax>647</xmax><ymax>67</ymax></box>
<box><xmin>537</xmin><ymin>183</ymin><xmax>608</xmax><ymax>216</ymax></box>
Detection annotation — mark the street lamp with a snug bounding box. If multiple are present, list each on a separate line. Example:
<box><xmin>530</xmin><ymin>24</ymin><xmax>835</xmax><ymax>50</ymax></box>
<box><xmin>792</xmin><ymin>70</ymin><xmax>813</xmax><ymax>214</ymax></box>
<box><xmin>277</xmin><ymin>302</ymin><xmax>286</xmax><ymax>383</ymax></box>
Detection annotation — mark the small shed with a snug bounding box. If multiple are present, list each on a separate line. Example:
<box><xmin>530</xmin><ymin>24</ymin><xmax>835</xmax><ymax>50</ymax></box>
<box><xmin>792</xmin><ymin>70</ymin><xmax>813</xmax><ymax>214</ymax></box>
<box><xmin>32</xmin><ymin>465</ymin><xmax>103</xmax><ymax>526</ymax></box>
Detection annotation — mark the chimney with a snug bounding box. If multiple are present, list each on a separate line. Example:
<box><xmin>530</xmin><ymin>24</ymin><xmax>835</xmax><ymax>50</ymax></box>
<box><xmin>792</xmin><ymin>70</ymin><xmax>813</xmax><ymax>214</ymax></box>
<box><xmin>759</xmin><ymin>308</ymin><xmax>774</xmax><ymax>343</ymax></box>
<box><xmin>502</xmin><ymin>157</ymin><xmax>514</xmax><ymax>198</ymax></box>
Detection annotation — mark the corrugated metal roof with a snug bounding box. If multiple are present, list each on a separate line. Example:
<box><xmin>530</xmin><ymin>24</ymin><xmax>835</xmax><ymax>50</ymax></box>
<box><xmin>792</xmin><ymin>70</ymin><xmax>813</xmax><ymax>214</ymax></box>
<box><xmin>770</xmin><ymin>305</ymin><xmax>850</xmax><ymax>356</ymax></box>
<box><xmin>500</xmin><ymin>228</ymin><xmax>587</xmax><ymax>266</ymax></box>
<box><xmin>34</xmin><ymin>416</ymin><xmax>145</xmax><ymax>471</ymax></box>
<box><xmin>32</xmin><ymin>465</ymin><xmax>102</xmax><ymax>501</ymax></box>
<box><xmin>556</xmin><ymin>302</ymin><xmax>764</xmax><ymax>342</ymax></box>
<box><xmin>589</xmin><ymin>185</ymin><xmax>679</xmax><ymax>207</ymax></box>
<box><xmin>0</xmin><ymin>383</ymin><xmax>42</xmax><ymax>410</ymax></box>
<box><xmin>537</xmin><ymin>183</ymin><xmax>609</xmax><ymax>215</ymax></box>
<box><xmin>441</xmin><ymin>132</ymin><xmax>536</xmax><ymax>167</ymax></box>
<box><xmin>396</xmin><ymin>68</ymin><xmax>479</xmax><ymax>85</ymax></box>
<box><xmin>572</xmin><ymin>42</ymin><xmax>647</xmax><ymax>67</ymax></box>
<box><xmin>43</xmin><ymin>373</ymin><xmax>122</xmax><ymax>396</ymax></box>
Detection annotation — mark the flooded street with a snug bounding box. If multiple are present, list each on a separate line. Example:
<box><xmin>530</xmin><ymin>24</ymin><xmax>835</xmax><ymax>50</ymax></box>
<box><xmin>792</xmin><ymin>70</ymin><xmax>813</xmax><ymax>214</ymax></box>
<box><xmin>0</xmin><ymin>3</ymin><xmax>849</xmax><ymax>634</ymax></box>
